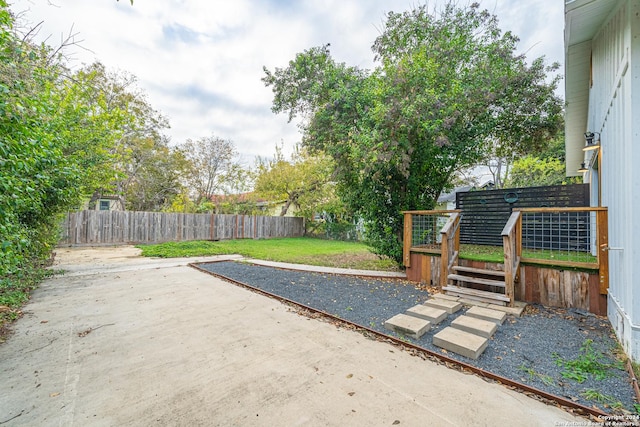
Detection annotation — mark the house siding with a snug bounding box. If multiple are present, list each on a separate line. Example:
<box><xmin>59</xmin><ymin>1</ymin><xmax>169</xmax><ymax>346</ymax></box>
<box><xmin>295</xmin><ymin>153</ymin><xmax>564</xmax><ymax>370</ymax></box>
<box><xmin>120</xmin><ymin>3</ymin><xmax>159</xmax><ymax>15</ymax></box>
<box><xmin>587</xmin><ymin>0</ymin><xmax>640</xmax><ymax>360</ymax></box>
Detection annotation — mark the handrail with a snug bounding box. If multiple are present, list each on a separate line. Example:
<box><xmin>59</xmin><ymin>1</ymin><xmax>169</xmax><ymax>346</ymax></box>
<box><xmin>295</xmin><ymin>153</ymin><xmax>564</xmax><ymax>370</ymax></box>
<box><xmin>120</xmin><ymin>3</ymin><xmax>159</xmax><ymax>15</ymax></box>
<box><xmin>515</xmin><ymin>207</ymin><xmax>608</xmax><ymax>213</ymax></box>
<box><xmin>440</xmin><ymin>212</ymin><xmax>461</xmax><ymax>287</ymax></box>
<box><xmin>501</xmin><ymin>211</ymin><xmax>521</xmax><ymax>307</ymax></box>
<box><xmin>402</xmin><ymin>209</ymin><xmax>460</xmax><ymax>214</ymax></box>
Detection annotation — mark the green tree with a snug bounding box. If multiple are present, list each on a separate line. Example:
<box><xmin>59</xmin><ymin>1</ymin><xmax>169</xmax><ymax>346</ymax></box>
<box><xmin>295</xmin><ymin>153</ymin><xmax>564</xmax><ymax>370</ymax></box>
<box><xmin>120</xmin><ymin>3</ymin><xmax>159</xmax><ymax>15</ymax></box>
<box><xmin>263</xmin><ymin>3</ymin><xmax>562</xmax><ymax>263</ymax></box>
<box><xmin>69</xmin><ymin>62</ymin><xmax>171</xmax><ymax>210</ymax></box>
<box><xmin>123</xmin><ymin>137</ymin><xmax>189</xmax><ymax>211</ymax></box>
<box><xmin>255</xmin><ymin>144</ymin><xmax>336</xmax><ymax>218</ymax></box>
<box><xmin>505</xmin><ymin>136</ymin><xmax>580</xmax><ymax>188</ymax></box>
<box><xmin>0</xmin><ymin>3</ymin><xmax>139</xmax><ymax>289</ymax></box>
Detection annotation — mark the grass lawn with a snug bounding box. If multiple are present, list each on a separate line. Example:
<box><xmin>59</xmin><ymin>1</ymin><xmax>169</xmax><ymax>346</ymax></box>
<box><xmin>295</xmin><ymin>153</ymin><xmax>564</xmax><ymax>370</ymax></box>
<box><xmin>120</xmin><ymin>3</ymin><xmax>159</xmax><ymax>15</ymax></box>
<box><xmin>137</xmin><ymin>237</ymin><xmax>400</xmax><ymax>271</ymax></box>
<box><xmin>458</xmin><ymin>244</ymin><xmax>597</xmax><ymax>265</ymax></box>
<box><xmin>137</xmin><ymin>238</ymin><xmax>598</xmax><ymax>272</ymax></box>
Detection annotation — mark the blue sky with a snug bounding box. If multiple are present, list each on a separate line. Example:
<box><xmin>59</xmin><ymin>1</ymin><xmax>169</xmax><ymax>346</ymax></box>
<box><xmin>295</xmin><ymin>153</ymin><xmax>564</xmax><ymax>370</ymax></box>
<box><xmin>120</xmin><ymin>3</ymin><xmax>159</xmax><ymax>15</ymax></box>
<box><xmin>10</xmin><ymin>0</ymin><xmax>564</xmax><ymax>164</ymax></box>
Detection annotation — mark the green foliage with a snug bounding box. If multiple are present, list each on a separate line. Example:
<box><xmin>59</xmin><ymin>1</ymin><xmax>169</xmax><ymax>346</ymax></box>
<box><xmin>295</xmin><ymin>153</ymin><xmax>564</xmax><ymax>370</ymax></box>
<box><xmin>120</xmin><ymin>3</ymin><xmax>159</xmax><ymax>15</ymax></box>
<box><xmin>255</xmin><ymin>144</ymin><xmax>344</xmax><ymax>220</ymax></box>
<box><xmin>506</xmin><ymin>156</ymin><xmax>570</xmax><ymax>188</ymax></box>
<box><xmin>579</xmin><ymin>389</ymin><xmax>623</xmax><ymax>409</ymax></box>
<box><xmin>506</xmin><ymin>137</ymin><xmax>581</xmax><ymax>188</ymax></box>
<box><xmin>552</xmin><ymin>339</ymin><xmax>624</xmax><ymax>383</ymax></box>
<box><xmin>263</xmin><ymin>3</ymin><xmax>563</xmax><ymax>264</ymax></box>
<box><xmin>517</xmin><ymin>364</ymin><xmax>555</xmax><ymax>386</ymax></box>
<box><xmin>0</xmin><ymin>4</ymin><xmax>158</xmax><ymax>319</ymax></box>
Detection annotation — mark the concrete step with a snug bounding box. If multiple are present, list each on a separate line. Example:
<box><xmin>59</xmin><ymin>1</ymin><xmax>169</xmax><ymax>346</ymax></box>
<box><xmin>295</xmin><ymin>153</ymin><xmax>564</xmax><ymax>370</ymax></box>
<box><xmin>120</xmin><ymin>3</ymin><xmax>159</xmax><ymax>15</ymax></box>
<box><xmin>384</xmin><ymin>313</ymin><xmax>431</xmax><ymax>339</ymax></box>
<box><xmin>447</xmin><ymin>274</ymin><xmax>506</xmax><ymax>288</ymax></box>
<box><xmin>406</xmin><ymin>305</ymin><xmax>448</xmax><ymax>325</ymax></box>
<box><xmin>451</xmin><ymin>315</ymin><xmax>497</xmax><ymax>338</ymax></box>
<box><xmin>452</xmin><ymin>266</ymin><xmax>505</xmax><ymax>278</ymax></box>
<box><xmin>442</xmin><ymin>285</ymin><xmax>510</xmax><ymax>306</ymax></box>
<box><xmin>433</xmin><ymin>327</ymin><xmax>489</xmax><ymax>360</ymax></box>
<box><xmin>465</xmin><ymin>306</ymin><xmax>507</xmax><ymax>325</ymax></box>
<box><xmin>431</xmin><ymin>293</ymin><xmax>459</xmax><ymax>302</ymax></box>
<box><xmin>423</xmin><ymin>298</ymin><xmax>462</xmax><ymax>314</ymax></box>
<box><xmin>486</xmin><ymin>302</ymin><xmax>527</xmax><ymax>317</ymax></box>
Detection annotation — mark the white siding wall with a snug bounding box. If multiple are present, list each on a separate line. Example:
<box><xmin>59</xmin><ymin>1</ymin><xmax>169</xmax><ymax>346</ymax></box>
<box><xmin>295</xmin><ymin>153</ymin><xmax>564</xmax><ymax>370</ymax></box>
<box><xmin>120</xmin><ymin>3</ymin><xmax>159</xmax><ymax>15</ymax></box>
<box><xmin>590</xmin><ymin>0</ymin><xmax>640</xmax><ymax>360</ymax></box>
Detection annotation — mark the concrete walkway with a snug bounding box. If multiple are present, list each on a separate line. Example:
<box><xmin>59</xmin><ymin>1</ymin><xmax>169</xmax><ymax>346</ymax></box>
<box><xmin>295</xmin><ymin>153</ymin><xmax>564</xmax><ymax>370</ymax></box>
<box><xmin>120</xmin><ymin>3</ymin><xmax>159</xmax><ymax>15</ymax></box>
<box><xmin>0</xmin><ymin>247</ymin><xmax>586</xmax><ymax>426</ymax></box>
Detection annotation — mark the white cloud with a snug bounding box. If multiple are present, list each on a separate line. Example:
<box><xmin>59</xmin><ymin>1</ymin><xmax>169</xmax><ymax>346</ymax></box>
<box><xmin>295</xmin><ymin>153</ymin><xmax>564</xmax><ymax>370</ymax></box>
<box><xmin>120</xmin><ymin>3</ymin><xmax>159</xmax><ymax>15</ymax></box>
<box><xmin>9</xmin><ymin>0</ymin><xmax>564</xmax><ymax>161</ymax></box>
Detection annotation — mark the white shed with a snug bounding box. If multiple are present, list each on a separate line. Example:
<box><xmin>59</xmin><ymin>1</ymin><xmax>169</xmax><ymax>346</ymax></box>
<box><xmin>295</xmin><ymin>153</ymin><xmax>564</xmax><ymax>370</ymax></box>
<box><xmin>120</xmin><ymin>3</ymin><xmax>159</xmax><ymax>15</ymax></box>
<box><xmin>565</xmin><ymin>0</ymin><xmax>640</xmax><ymax>360</ymax></box>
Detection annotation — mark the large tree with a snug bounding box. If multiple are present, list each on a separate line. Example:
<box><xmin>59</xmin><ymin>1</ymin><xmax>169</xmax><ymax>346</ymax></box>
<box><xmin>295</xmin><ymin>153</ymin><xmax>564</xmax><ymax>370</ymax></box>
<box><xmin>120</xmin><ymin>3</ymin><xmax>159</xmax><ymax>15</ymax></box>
<box><xmin>182</xmin><ymin>135</ymin><xmax>241</xmax><ymax>204</ymax></box>
<box><xmin>263</xmin><ymin>3</ymin><xmax>562</xmax><ymax>263</ymax></box>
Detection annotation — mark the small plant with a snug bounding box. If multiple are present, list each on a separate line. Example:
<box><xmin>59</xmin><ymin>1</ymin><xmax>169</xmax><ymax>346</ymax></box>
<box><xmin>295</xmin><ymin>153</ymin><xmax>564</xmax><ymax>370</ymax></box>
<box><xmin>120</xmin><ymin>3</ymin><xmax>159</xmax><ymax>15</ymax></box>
<box><xmin>518</xmin><ymin>364</ymin><xmax>555</xmax><ymax>386</ymax></box>
<box><xmin>552</xmin><ymin>339</ymin><xmax>623</xmax><ymax>383</ymax></box>
<box><xmin>580</xmin><ymin>389</ymin><xmax>623</xmax><ymax>409</ymax></box>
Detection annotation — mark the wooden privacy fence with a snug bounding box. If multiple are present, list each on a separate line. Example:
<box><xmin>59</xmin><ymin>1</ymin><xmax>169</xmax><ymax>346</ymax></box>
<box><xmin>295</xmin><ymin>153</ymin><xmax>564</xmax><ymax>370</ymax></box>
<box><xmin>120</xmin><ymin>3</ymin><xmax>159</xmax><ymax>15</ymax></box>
<box><xmin>59</xmin><ymin>210</ymin><xmax>305</xmax><ymax>246</ymax></box>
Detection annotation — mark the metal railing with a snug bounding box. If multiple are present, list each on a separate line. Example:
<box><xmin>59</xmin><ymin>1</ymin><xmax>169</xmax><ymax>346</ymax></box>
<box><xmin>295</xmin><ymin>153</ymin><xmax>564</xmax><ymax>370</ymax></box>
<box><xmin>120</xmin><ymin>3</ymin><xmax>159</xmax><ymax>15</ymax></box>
<box><xmin>403</xmin><ymin>210</ymin><xmax>460</xmax><ymax>265</ymax></box>
<box><xmin>505</xmin><ymin>207</ymin><xmax>609</xmax><ymax>294</ymax></box>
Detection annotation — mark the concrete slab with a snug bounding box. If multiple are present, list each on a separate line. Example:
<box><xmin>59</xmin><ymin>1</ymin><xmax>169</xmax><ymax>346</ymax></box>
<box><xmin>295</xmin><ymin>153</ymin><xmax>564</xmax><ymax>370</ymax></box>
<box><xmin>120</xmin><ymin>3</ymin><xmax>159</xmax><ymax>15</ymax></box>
<box><xmin>451</xmin><ymin>315</ymin><xmax>498</xmax><ymax>338</ymax></box>
<box><xmin>433</xmin><ymin>327</ymin><xmax>489</xmax><ymax>360</ymax></box>
<box><xmin>384</xmin><ymin>314</ymin><xmax>431</xmax><ymax>339</ymax></box>
<box><xmin>458</xmin><ymin>298</ymin><xmax>490</xmax><ymax>308</ymax></box>
<box><xmin>466</xmin><ymin>306</ymin><xmax>507</xmax><ymax>325</ymax></box>
<box><xmin>406</xmin><ymin>305</ymin><xmax>448</xmax><ymax>325</ymax></box>
<box><xmin>0</xmin><ymin>247</ymin><xmax>586</xmax><ymax>426</ymax></box>
<box><xmin>487</xmin><ymin>302</ymin><xmax>527</xmax><ymax>317</ymax></box>
<box><xmin>423</xmin><ymin>298</ymin><xmax>462</xmax><ymax>314</ymax></box>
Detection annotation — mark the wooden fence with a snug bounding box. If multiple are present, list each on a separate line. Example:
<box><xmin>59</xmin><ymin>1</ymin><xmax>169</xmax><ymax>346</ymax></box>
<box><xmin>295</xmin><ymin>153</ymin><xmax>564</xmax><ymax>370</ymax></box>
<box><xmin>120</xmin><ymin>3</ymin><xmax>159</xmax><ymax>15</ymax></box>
<box><xmin>59</xmin><ymin>210</ymin><xmax>305</xmax><ymax>246</ymax></box>
<box><xmin>456</xmin><ymin>184</ymin><xmax>590</xmax><ymax>246</ymax></box>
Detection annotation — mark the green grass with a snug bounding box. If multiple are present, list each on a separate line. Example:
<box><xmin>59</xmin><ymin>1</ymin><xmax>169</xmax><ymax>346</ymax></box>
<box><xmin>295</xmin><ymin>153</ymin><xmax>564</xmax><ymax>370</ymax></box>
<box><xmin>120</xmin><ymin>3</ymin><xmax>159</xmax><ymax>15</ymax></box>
<box><xmin>552</xmin><ymin>339</ymin><xmax>624</xmax><ymax>383</ymax></box>
<box><xmin>580</xmin><ymin>389</ymin><xmax>623</xmax><ymax>409</ymax></box>
<box><xmin>1</xmin><ymin>266</ymin><xmax>55</xmax><ymax>342</ymax></box>
<box><xmin>137</xmin><ymin>237</ymin><xmax>399</xmax><ymax>271</ymax></box>
<box><xmin>458</xmin><ymin>244</ymin><xmax>597</xmax><ymax>266</ymax></box>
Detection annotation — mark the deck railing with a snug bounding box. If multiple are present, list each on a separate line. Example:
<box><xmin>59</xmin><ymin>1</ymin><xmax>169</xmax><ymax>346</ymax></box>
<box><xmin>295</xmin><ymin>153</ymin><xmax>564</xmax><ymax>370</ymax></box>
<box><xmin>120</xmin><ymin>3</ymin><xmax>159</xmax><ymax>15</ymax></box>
<box><xmin>440</xmin><ymin>212</ymin><xmax>461</xmax><ymax>287</ymax></box>
<box><xmin>402</xmin><ymin>210</ymin><xmax>460</xmax><ymax>281</ymax></box>
<box><xmin>403</xmin><ymin>207</ymin><xmax>609</xmax><ymax>295</ymax></box>
<box><xmin>506</xmin><ymin>207</ymin><xmax>609</xmax><ymax>294</ymax></box>
<box><xmin>501</xmin><ymin>211</ymin><xmax>521</xmax><ymax>306</ymax></box>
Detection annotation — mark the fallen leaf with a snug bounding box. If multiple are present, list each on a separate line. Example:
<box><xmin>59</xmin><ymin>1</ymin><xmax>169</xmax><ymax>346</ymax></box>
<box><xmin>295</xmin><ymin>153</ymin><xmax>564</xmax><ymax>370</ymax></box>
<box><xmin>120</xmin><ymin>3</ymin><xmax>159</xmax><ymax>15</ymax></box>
<box><xmin>40</xmin><ymin>320</ymin><xmax>48</xmax><ymax>324</ymax></box>
<box><xmin>50</xmin><ymin>392</ymin><xmax>60</xmax><ymax>398</ymax></box>
<box><xmin>393</xmin><ymin>421</ymin><xmax>400</xmax><ymax>425</ymax></box>
<box><xmin>348</xmin><ymin>392</ymin><xmax>355</xmax><ymax>396</ymax></box>
<box><xmin>346</xmin><ymin>374</ymin><xmax>353</xmax><ymax>379</ymax></box>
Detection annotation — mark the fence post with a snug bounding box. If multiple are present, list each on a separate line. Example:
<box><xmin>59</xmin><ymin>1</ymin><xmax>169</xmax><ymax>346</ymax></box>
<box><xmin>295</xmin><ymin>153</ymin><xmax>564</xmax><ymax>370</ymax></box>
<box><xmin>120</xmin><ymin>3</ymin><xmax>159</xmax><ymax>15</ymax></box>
<box><xmin>597</xmin><ymin>209</ymin><xmax>609</xmax><ymax>294</ymax></box>
<box><xmin>501</xmin><ymin>211</ymin><xmax>521</xmax><ymax>307</ymax></box>
<box><xmin>403</xmin><ymin>212</ymin><xmax>412</xmax><ymax>268</ymax></box>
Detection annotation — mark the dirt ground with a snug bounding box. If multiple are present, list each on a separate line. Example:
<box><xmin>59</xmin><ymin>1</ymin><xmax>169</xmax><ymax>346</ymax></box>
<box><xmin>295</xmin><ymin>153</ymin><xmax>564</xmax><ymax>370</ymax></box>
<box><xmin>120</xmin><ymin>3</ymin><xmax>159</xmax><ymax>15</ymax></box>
<box><xmin>0</xmin><ymin>246</ymin><xmax>586</xmax><ymax>426</ymax></box>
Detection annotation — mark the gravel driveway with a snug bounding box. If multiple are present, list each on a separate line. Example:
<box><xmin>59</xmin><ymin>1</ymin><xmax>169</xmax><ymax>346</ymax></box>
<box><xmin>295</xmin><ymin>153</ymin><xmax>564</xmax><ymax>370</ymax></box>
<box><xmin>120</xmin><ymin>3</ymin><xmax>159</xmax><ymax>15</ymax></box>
<box><xmin>199</xmin><ymin>260</ymin><xmax>637</xmax><ymax>415</ymax></box>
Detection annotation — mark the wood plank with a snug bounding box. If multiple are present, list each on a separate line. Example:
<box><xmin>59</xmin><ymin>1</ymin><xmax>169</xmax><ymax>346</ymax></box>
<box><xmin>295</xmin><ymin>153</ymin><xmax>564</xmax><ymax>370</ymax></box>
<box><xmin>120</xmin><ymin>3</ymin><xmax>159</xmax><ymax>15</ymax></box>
<box><xmin>447</xmin><ymin>274</ymin><xmax>506</xmax><ymax>288</ymax></box>
<box><xmin>442</xmin><ymin>285</ymin><xmax>510</xmax><ymax>303</ymax></box>
<box><xmin>403</xmin><ymin>213</ymin><xmax>412</xmax><ymax>267</ymax></box>
<box><xmin>452</xmin><ymin>266</ymin><xmax>505</xmax><ymax>277</ymax></box>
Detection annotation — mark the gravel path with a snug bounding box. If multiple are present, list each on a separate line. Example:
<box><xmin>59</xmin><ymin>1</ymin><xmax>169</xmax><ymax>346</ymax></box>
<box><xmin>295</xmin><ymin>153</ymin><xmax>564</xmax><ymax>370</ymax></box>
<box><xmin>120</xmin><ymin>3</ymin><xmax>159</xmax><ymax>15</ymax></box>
<box><xmin>198</xmin><ymin>261</ymin><xmax>637</xmax><ymax>415</ymax></box>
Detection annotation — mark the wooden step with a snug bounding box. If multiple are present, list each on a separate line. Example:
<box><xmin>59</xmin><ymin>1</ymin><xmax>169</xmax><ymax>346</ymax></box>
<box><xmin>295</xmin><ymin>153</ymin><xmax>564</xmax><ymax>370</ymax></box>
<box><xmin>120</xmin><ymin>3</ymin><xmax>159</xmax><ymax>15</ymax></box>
<box><xmin>447</xmin><ymin>274</ymin><xmax>506</xmax><ymax>288</ymax></box>
<box><xmin>442</xmin><ymin>285</ymin><xmax>510</xmax><ymax>305</ymax></box>
<box><xmin>452</xmin><ymin>266</ymin><xmax>505</xmax><ymax>278</ymax></box>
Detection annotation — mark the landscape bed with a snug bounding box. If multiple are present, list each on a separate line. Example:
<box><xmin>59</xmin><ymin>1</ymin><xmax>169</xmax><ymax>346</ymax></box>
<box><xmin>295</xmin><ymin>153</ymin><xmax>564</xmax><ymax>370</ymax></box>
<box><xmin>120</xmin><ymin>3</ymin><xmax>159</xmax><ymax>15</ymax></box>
<box><xmin>197</xmin><ymin>261</ymin><xmax>637</xmax><ymax>415</ymax></box>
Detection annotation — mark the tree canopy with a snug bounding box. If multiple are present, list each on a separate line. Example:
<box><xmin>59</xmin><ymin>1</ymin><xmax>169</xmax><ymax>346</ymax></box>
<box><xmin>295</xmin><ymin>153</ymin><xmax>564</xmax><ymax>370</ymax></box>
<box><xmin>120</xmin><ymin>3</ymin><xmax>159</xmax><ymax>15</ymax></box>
<box><xmin>263</xmin><ymin>3</ymin><xmax>563</xmax><ymax>263</ymax></box>
<box><xmin>254</xmin><ymin>144</ymin><xmax>337</xmax><ymax>218</ymax></box>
